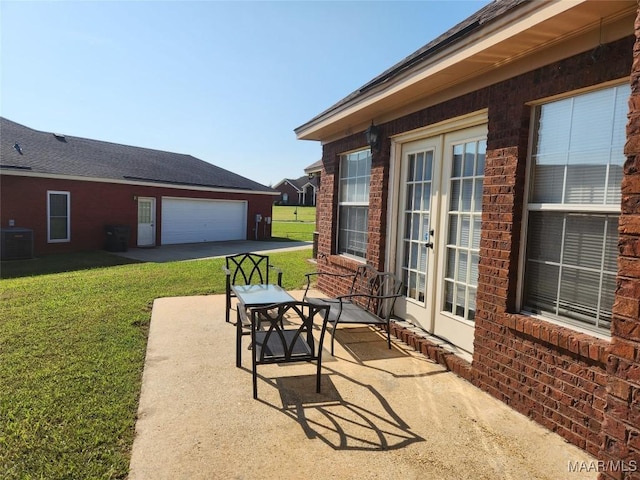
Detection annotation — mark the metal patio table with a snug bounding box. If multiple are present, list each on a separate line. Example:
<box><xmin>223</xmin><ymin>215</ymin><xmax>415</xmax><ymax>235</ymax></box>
<box><xmin>231</xmin><ymin>284</ymin><xmax>295</xmax><ymax>367</ymax></box>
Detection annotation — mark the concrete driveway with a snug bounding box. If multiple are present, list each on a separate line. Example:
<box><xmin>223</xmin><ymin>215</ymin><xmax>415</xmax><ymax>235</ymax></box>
<box><xmin>128</xmin><ymin>291</ymin><xmax>597</xmax><ymax>480</ymax></box>
<box><xmin>111</xmin><ymin>240</ymin><xmax>311</xmax><ymax>263</ymax></box>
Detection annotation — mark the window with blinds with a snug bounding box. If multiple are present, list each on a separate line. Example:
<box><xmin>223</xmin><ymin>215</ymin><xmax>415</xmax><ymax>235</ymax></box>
<box><xmin>523</xmin><ymin>83</ymin><xmax>628</xmax><ymax>333</ymax></box>
<box><xmin>337</xmin><ymin>149</ymin><xmax>371</xmax><ymax>259</ymax></box>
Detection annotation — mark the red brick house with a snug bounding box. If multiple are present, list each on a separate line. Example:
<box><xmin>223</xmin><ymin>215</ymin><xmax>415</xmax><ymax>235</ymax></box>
<box><xmin>0</xmin><ymin>118</ymin><xmax>278</xmax><ymax>257</ymax></box>
<box><xmin>273</xmin><ymin>174</ymin><xmax>319</xmax><ymax>206</ymax></box>
<box><xmin>296</xmin><ymin>0</ymin><xmax>640</xmax><ymax>476</ymax></box>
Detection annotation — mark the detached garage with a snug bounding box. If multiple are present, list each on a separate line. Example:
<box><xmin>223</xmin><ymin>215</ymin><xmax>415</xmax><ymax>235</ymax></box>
<box><xmin>0</xmin><ymin>117</ymin><xmax>278</xmax><ymax>256</ymax></box>
<box><xmin>161</xmin><ymin>198</ymin><xmax>246</xmax><ymax>244</ymax></box>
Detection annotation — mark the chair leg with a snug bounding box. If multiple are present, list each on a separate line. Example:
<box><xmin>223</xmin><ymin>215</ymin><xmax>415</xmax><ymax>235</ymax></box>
<box><xmin>225</xmin><ymin>294</ymin><xmax>230</xmax><ymax>323</ymax></box>
<box><xmin>236</xmin><ymin>309</ymin><xmax>242</xmax><ymax>368</ymax></box>
<box><xmin>252</xmin><ymin>362</ymin><xmax>258</xmax><ymax>399</ymax></box>
<box><xmin>330</xmin><ymin>321</ymin><xmax>339</xmax><ymax>356</ymax></box>
<box><xmin>316</xmin><ymin>361</ymin><xmax>322</xmax><ymax>393</ymax></box>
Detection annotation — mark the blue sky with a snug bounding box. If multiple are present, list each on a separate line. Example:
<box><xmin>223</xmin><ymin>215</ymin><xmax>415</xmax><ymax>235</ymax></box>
<box><xmin>1</xmin><ymin>1</ymin><xmax>489</xmax><ymax>187</ymax></box>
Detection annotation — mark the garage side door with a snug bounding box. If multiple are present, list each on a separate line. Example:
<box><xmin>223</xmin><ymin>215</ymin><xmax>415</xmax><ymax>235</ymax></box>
<box><xmin>161</xmin><ymin>198</ymin><xmax>247</xmax><ymax>245</ymax></box>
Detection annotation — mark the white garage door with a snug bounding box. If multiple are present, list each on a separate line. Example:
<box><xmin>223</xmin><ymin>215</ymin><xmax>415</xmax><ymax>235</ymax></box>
<box><xmin>161</xmin><ymin>198</ymin><xmax>246</xmax><ymax>245</ymax></box>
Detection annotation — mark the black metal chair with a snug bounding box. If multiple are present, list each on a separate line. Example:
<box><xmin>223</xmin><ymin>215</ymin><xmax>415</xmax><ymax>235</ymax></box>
<box><xmin>249</xmin><ymin>301</ymin><xmax>330</xmax><ymax>399</ymax></box>
<box><xmin>224</xmin><ymin>253</ymin><xmax>283</xmax><ymax>323</ymax></box>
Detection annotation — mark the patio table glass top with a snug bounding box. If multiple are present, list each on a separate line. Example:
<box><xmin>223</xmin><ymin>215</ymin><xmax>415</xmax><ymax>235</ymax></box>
<box><xmin>231</xmin><ymin>284</ymin><xmax>295</xmax><ymax>307</ymax></box>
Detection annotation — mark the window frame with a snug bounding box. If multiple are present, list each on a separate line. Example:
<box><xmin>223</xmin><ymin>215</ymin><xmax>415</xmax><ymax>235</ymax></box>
<box><xmin>336</xmin><ymin>148</ymin><xmax>371</xmax><ymax>260</ymax></box>
<box><xmin>47</xmin><ymin>190</ymin><xmax>71</xmax><ymax>243</ymax></box>
<box><xmin>518</xmin><ymin>81</ymin><xmax>628</xmax><ymax>337</ymax></box>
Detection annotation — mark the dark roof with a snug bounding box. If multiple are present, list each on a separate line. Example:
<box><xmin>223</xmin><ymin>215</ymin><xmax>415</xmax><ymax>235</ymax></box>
<box><xmin>0</xmin><ymin>117</ymin><xmax>275</xmax><ymax>193</ymax></box>
<box><xmin>304</xmin><ymin>159</ymin><xmax>322</xmax><ymax>174</ymax></box>
<box><xmin>297</xmin><ymin>0</ymin><xmax>525</xmax><ymax>131</ymax></box>
<box><xmin>274</xmin><ymin>175</ymin><xmax>319</xmax><ymax>191</ymax></box>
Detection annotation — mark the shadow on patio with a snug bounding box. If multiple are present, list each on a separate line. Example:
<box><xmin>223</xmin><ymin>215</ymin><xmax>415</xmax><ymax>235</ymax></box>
<box><xmin>128</xmin><ymin>292</ymin><xmax>597</xmax><ymax>480</ymax></box>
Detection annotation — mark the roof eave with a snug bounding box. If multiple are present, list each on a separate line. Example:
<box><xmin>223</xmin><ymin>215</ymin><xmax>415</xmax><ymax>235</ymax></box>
<box><xmin>1</xmin><ymin>170</ymin><xmax>280</xmax><ymax>196</ymax></box>
<box><xmin>295</xmin><ymin>0</ymin><xmax>635</xmax><ymax>143</ymax></box>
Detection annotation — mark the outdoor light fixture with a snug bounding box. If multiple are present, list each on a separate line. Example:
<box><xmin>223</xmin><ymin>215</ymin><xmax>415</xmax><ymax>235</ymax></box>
<box><xmin>365</xmin><ymin>122</ymin><xmax>380</xmax><ymax>153</ymax></box>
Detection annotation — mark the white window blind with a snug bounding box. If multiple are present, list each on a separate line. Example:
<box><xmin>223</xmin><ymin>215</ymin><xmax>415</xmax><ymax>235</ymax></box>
<box><xmin>524</xmin><ymin>83</ymin><xmax>628</xmax><ymax>333</ymax></box>
<box><xmin>338</xmin><ymin>149</ymin><xmax>371</xmax><ymax>258</ymax></box>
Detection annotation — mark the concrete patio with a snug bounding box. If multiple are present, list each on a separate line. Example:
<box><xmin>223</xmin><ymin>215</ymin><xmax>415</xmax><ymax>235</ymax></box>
<box><xmin>128</xmin><ymin>292</ymin><xmax>598</xmax><ymax>480</ymax></box>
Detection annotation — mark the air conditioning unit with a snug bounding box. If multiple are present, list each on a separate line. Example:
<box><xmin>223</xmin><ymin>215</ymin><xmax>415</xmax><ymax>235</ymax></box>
<box><xmin>1</xmin><ymin>228</ymin><xmax>34</xmax><ymax>260</ymax></box>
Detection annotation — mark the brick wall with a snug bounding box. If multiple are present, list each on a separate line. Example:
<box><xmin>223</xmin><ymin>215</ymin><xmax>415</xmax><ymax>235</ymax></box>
<box><xmin>0</xmin><ymin>175</ymin><xmax>275</xmax><ymax>255</ymax></box>
<box><xmin>598</xmin><ymin>6</ymin><xmax>640</xmax><ymax>478</ymax></box>
<box><xmin>314</xmin><ymin>32</ymin><xmax>638</xmax><ymax>470</ymax></box>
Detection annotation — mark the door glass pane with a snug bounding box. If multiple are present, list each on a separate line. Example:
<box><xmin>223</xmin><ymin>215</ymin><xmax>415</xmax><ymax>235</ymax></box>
<box><xmin>416</xmin><ymin>152</ymin><xmax>425</xmax><ymax>181</ymax></box>
<box><xmin>450</xmin><ymin>180</ymin><xmax>460</xmax><ymax>211</ymax></box>
<box><xmin>443</xmin><ymin>139</ymin><xmax>484</xmax><ymax>321</ymax></box>
<box><xmin>460</xmin><ymin>215</ymin><xmax>470</xmax><ymax>248</ymax></box>
<box><xmin>472</xmin><ymin>216</ymin><xmax>481</xmax><ymax>250</ymax></box>
<box><xmin>461</xmin><ymin>179</ymin><xmax>473</xmax><ymax>211</ymax></box>
<box><xmin>406</xmin><ymin>185</ymin><xmax>414</xmax><ymax>210</ymax></box>
<box><xmin>139</xmin><ymin>201</ymin><xmax>152</xmax><ymax>223</ymax></box>
<box><xmin>408</xmin><ymin>154</ymin><xmax>416</xmax><ymax>181</ymax></box>
<box><xmin>476</xmin><ymin>140</ymin><xmax>486</xmax><ymax>175</ymax></box>
<box><xmin>401</xmin><ymin>147</ymin><xmax>434</xmax><ymax>304</ymax></box>
<box><xmin>463</xmin><ymin>143</ymin><xmax>475</xmax><ymax>176</ymax></box>
<box><xmin>422</xmin><ymin>184</ymin><xmax>431</xmax><ymax>210</ymax></box>
<box><xmin>453</xmin><ymin>144</ymin><xmax>463</xmax><ymax>177</ymax></box>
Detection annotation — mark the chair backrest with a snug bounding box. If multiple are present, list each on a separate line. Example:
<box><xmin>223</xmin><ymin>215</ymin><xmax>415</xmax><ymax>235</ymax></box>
<box><xmin>226</xmin><ymin>253</ymin><xmax>270</xmax><ymax>286</ymax></box>
<box><xmin>349</xmin><ymin>265</ymin><xmax>403</xmax><ymax>319</ymax></box>
<box><xmin>250</xmin><ymin>301</ymin><xmax>330</xmax><ymax>364</ymax></box>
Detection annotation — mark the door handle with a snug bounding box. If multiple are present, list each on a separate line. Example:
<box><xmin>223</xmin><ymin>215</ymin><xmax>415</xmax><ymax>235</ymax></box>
<box><xmin>425</xmin><ymin>229</ymin><xmax>434</xmax><ymax>249</ymax></box>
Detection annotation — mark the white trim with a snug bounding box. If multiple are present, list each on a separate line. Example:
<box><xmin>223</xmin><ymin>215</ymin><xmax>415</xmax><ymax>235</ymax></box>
<box><xmin>527</xmin><ymin>204</ymin><xmax>621</xmax><ymax>213</ymax></box>
<box><xmin>47</xmin><ymin>190</ymin><xmax>70</xmax><ymax>243</ymax></box>
<box><xmin>522</xmin><ymin>310</ymin><xmax>612</xmax><ymax>342</ymax></box>
<box><xmin>390</xmin><ymin>110</ymin><xmax>489</xmax><ymax>144</ymax></box>
<box><xmin>524</xmin><ymin>77</ymin><xmax>630</xmax><ymax>107</ymax></box>
<box><xmin>1</xmin><ymin>170</ymin><xmax>279</xmax><ymax>196</ymax></box>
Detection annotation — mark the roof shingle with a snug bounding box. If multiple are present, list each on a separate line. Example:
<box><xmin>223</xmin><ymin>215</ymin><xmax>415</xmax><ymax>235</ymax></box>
<box><xmin>1</xmin><ymin>117</ymin><xmax>275</xmax><ymax>193</ymax></box>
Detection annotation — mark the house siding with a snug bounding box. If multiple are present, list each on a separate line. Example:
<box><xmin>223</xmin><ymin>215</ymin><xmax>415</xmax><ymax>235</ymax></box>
<box><xmin>1</xmin><ymin>175</ymin><xmax>274</xmax><ymax>255</ymax></box>
<box><xmin>315</xmin><ymin>32</ymin><xmax>639</xmax><ymax>472</ymax></box>
<box><xmin>275</xmin><ymin>181</ymin><xmax>299</xmax><ymax>205</ymax></box>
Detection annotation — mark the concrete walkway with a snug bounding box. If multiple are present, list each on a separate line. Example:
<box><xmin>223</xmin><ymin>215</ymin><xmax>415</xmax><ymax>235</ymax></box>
<box><xmin>112</xmin><ymin>240</ymin><xmax>311</xmax><ymax>263</ymax></box>
<box><xmin>128</xmin><ymin>292</ymin><xmax>597</xmax><ymax>480</ymax></box>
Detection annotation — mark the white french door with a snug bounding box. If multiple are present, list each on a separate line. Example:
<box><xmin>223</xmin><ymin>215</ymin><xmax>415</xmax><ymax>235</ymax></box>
<box><xmin>394</xmin><ymin>125</ymin><xmax>486</xmax><ymax>356</ymax></box>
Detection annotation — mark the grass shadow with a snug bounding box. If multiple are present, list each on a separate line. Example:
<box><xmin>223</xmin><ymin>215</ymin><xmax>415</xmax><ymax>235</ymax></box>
<box><xmin>1</xmin><ymin>251</ymin><xmax>141</xmax><ymax>279</ymax></box>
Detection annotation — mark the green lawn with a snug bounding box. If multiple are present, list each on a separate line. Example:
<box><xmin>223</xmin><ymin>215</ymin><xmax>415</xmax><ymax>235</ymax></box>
<box><xmin>0</xmin><ymin>249</ymin><xmax>314</xmax><ymax>479</ymax></box>
<box><xmin>271</xmin><ymin>205</ymin><xmax>316</xmax><ymax>242</ymax></box>
<box><xmin>271</xmin><ymin>205</ymin><xmax>316</xmax><ymax>223</ymax></box>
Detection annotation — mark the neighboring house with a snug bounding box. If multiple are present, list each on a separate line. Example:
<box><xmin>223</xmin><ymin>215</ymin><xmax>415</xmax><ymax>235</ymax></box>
<box><xmin>296</xmin><ymin>0</ymin><xmax>640</xmax><ymax>473</ymax></box>
<box><xmin>0</xmin><ymin>117</ymin><xmax>279</xmax><ymax>256</ymax></box>
<box><xmin>273</xmin><ymin>174</ymin><xmax>319</xmax><ymax>206</ymax></box>
<box><xmin>304</xmin><ymin>159</ymin><xmax>322</xmax><ymax>180</ymax></box>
